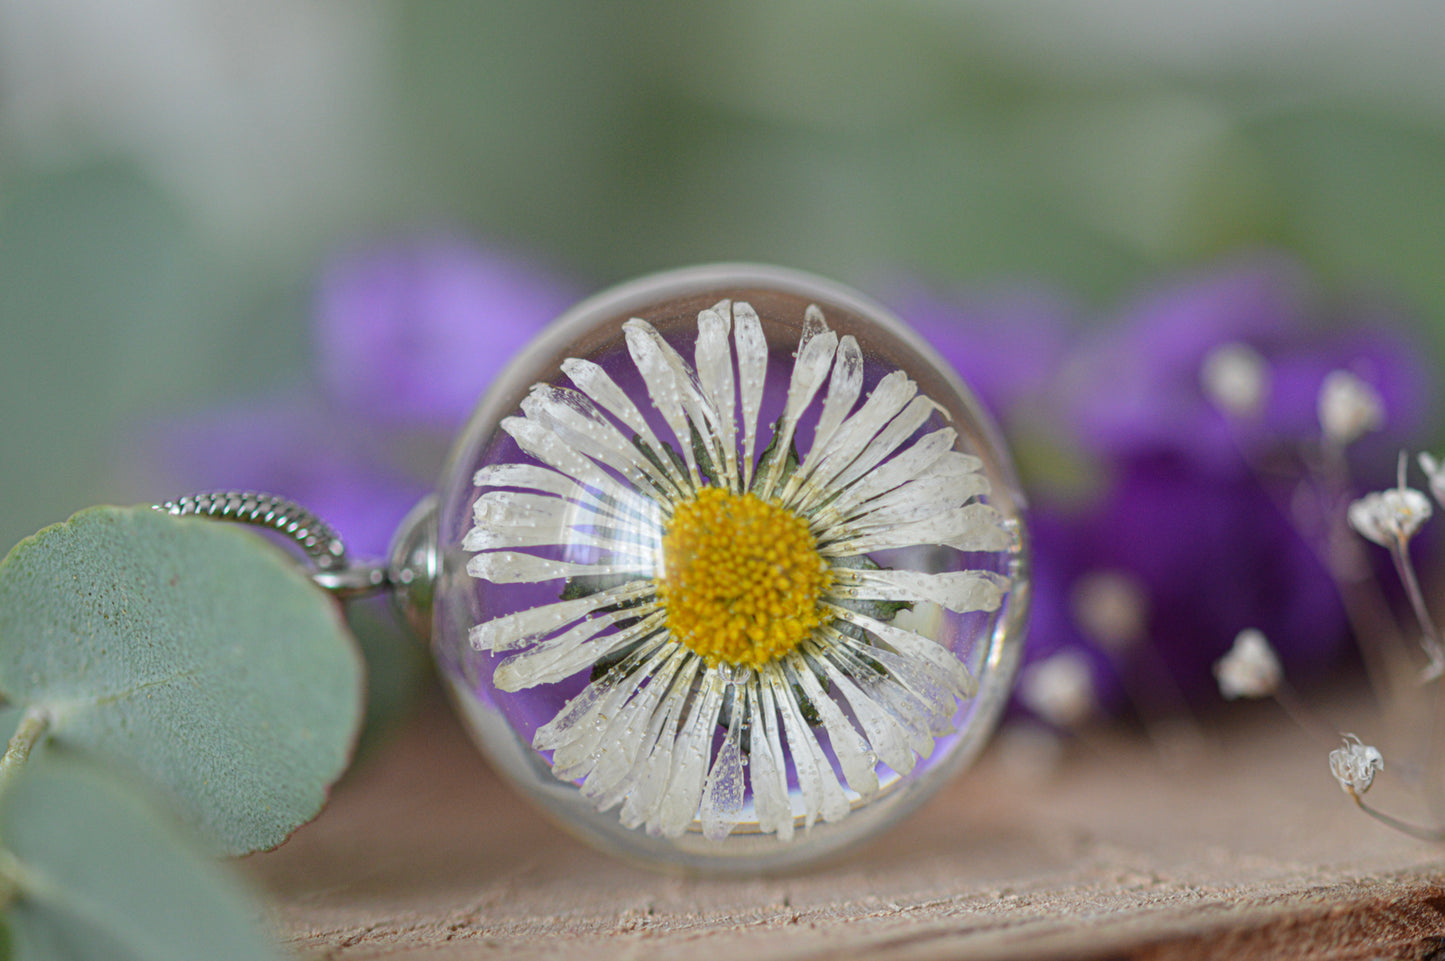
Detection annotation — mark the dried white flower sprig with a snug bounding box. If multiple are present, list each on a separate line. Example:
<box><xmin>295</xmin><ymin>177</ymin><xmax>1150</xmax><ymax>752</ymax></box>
<box><xmin>1204</xmin><ymin>351</ymin><xmax>1445</xmax><ymax>844</ymax></box>
<box><xmin>1348</xmin><ymin>454</ymin><xmax>1445</xmax><ymax>681</ymax></box>
<box><xmin>1347</xmin><ymin>485</ymin><xmax>1432</xmax><ymax>548</ymax></box>
<box><xmin>1328</xmin><ymin>734</ymin><xmax>1383</xmax><ymax>796</ymax></box>
<box><xmin>1327</xmin><ymin>735</ymin><xmax>1445</xmax><ymax>841</ymax></box>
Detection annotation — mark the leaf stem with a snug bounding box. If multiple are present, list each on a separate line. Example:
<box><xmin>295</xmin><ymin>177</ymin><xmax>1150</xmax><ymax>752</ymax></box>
<box><xmin>0</xmin><ymin>706</ymin><xmax>50</xmax><ymax>799</ymax></box>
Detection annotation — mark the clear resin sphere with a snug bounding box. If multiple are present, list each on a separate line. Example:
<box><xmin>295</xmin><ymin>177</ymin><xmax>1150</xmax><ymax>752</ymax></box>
<box><xmin>429</xmin><ymin>264</ymin><xmax>1029</xmax><ymax>873</ymax></box>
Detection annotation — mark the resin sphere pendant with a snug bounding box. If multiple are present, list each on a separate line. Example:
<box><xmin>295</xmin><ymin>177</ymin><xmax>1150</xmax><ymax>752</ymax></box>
<box><xmin>425</xmin><ymin>264</ymin><xmax>1028</xmax><ymax>872</ymax></box>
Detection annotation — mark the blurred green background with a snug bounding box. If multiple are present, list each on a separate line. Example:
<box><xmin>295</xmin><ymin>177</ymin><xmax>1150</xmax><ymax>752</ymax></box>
<box><xmin>3</xmin><ymin>1</ymin><xmax>1444</xmax><ymax>552</ymax></box>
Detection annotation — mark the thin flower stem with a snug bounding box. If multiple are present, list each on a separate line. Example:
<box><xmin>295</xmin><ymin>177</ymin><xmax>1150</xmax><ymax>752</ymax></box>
<box><xmin>1388</xmin><ymin>538</ymin><xmax>1445</xmax><ymax>679</ymax></box>
<box><xmin>1425</xmin><ymin>670</ymin><xmax>1445</xmax><ymax>822</ymax></box>
<box><xmin>1231</xmin><ymin>431</ymin><xmax>1404</xmax><ymax>702</ymax></box>
<box><xmin>1333</xmin><ymin>579</ymin><xmax>1408</xmax><ymax>702</ymax></box>
<box><xmin>1113</xmin><ymin>643</ymin><xmax>1207</xmax><ymax>766</ymax></box>
<box><xmin>1307</xmin><ymin>442</ymin><xmax>1422</xmax><ymax>700</ymax></box>
<box><xmin>0</xmin><ymin>706</ymin><xmax>49</xmax><ymax>800</ymax></box>
<box><xmin>1269</xmin><ymin>681</ymin><xmax>1340</xmax><ymax>747</ymax></box>
<box><xmin>1349</xmin><ymin>789</ymin><xmax>1445</xmax><ymax>842</ymax></box>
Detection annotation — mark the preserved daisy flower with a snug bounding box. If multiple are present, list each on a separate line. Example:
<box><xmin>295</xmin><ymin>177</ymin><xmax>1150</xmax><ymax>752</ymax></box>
<box><xmin>426</xmin><ymin>265</ymin><xmax>1028</xmax><ymax>871</ymax></box>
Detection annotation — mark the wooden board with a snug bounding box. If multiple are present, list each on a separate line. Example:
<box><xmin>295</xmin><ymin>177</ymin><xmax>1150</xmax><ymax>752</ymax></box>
<box><xmin>249</xmin><ymin>694</ymin><xmax>1445</xmax><ymax>960</ymax></box>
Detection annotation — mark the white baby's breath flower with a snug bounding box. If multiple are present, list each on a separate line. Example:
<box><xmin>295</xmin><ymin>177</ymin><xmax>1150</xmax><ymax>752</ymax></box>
<box><xmin>463</xmin><ymin>300</ymin><xmax>1014</xmax><ymax>841</ymax></box>
<box><xmin>1213</xmin><ymin>628</ymin><xmax>1282</xmax><ymax>700</ymax></box>
<box><xmin>1347</xmin><ymin>487</ymin><xmax>1432</xmax><ymax>547</ymax></box>
<box><xmin>1318</xmin><ymin>370</ymin><xmax>1384</xmax><ymax>447</ymax></box>
<box><xmin>1070</xmin><ymin>570</ymin><xmax>1149</xmax><ymax>652</ymax></box>
<box><xmin>1418</xmin><ymin>452</ymin><xmax>1445</xmax><ymax>508</ymax></box>
<box><xmin>1018</xmin><ymin>651</ymin><xmax>1095</xmax><ymax>728</ymax></box>
<box><xmin>1200</xmin><ymin>342</ymin><xmax>1269</xmax><ymax>417</ymax></box>
<box><xmin>1329</xmin><ymin>734</ymin><xmax>1384</xmax><ymax>796</ymax></box>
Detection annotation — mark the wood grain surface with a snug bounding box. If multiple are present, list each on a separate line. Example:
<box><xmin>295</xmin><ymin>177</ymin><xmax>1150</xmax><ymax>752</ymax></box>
<box><xmin>249</xmin><ymin>693</ymin><xmax>1445</xmax><ymax>960</ymax></box>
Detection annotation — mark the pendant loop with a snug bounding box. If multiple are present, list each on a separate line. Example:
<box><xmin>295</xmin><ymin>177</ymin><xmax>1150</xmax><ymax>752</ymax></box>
<box><xmin>154</xmin><ymin>491</ymin><xmax>387</xmax><ymax>599</ymax></box>
<box><xmin>154</xmin><ymin>490</ymin><xmax>439</xmax><ymax>631</ymax></box>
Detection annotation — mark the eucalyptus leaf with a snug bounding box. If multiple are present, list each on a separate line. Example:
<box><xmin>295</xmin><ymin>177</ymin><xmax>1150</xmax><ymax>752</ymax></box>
<box><xmin>1</xmin><ymin>757</ymin><xmax>285</xmax><ymax>961</ymax></box>
<box><xmin>0</xmin><ymin>506</ymin><xmax>364</xmax><ymax>854</ymax></box>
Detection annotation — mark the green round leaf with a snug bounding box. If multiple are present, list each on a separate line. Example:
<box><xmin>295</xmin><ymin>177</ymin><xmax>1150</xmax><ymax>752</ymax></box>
<box><xmin>0</xmin><ymin>506</ymin><xmax>364</xmax><ymax>854</ymax></box>
<box><xmin>1</xmin><ymin>757</ymin><xmax>284</xmax><ymax>961</ymax></box>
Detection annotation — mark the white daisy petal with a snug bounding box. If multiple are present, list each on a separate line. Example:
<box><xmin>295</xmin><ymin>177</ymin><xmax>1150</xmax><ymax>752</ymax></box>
<box><xmin>503</xmin><ymin>416</ymin><xmax>657</xmax><ymax>508</ymax></box>
<box><xmin>561</xmin><ymin>357</ymin><xmax>669</xmax><ymax>462</ymax></box>
<box><xmin>468</xmin><ymin>580</ymin><xmax>654</xmax><ymax>652</ymax></box>
<box><xmin>815</xmin><ymin>428</ymin><xmax>959</xmax><ymax>521</ymax></box>
<box><xmin>583</xmin><ymin>646</ymin><xmax>691</xmax><ymax>809</ymax></box>
<box><xmin>825</xmin><ymin>630</ymin><xmax>962</xmax><ymax>735</ymax></box>
<box><xmin>794</xmin><ymin>370</ymin><xmax>917</xmax><ymax>511</ymax></box>
<box><xmin>470</xmin><ymin>489</ymin><xmax>660</xmax><ymax>544</ymax></box>
<box><xmin>534</xmin><ymin>652</ymin><xmax>643</xmax><ymax>753</ymax></box>
<box><xmin>696</xmin><ymin>302</ymin><xmax>741</xmax><ymax>491</ymax></box>
<box><xmin>643</xmin><ymin>318</ymin><xmax>733</xmax><ymax>484</ymax></box>
<box><xmin>561</xmin><ymin>357</ymin><xmax>694</xmax><ymax>498</ymax></box>
<box><xmin>927</xmin><ymin>449</ymin><xmax>987</xmax><ymax>479</ymax></box>
<box><xmin>494</xmin><ymin>610</ymin><xmax>666</xmax><ymax>692</ymax></box>
<box><xmin>549</xmin><ymin>679</ymin><xmax>651</xmax><ymax>779</ymax></box>
<box><xmin>780</xmin><ymin>333</ymin><xmax>864</xmax><ymax>506</ymax></box>
<box><xmin>750</xmin><ymin>673</ymin><xmax>795</xmax><ymax>841</ymax></box>
<box><xmin>821</xmin><ymin>503</ymin><xmax>1012</xmax><ymax>556</ymax></box>
<box><xmin>828</xmin><ymin>394</ymin><xmax>945</xmax><ymax>495</ymax></box>
<box><xmin>829</xmin><ymin>455</ymin><xmax>987</xmax><ymax>528</ymax></box>
<box><xmin>823</xmin><ymin>603</ymin><xmax>977</xmax><ymax>699</ymax></box>
<box><xmin>620</xmin><ymin>657</ymin><xmax>702</xmax><ymax>829</ymax></box>
<box><xmin>473</xmin><ymin>463</ymin><xmax>657</xmax><ymax>528</ymax></box>
<box><xmin>789</xmin><ymin>655</ymin><xmax>878</xmax><ymax>797</ymax></box>
<box><xmin>623</xmin><ymin>319</ymin><xmax>704</xmax><ymax>488</ymax></box>
<box><xmin>462</xmin><ymin>523</ymin><xmax>656</xmax><ymax>556</ymax></box>
<box><xmin>831</xmin><ymin>567</ymin><xmax>1010</xmax><ymax>615</ymax></box>
<box><xmin>757</xmin><ymin>309</ymin><xmax>838</xmax><ymax>499</ymax></box>
<box><xmin>522</xmin><ymin>385</ymin><xmax>688</xmax><ymax>500</ymax></box>
<box><xmin>813</xmin><ymin>334</ymin><xmax>865</xmax><ymax>457</ymax></box>
<box><xmin>548</xmin><ymin>638</ymin><xmax>674</xmax><ymax>779</ymax></box>
<box><xmin>768</xmin><ymin>664</ymin><xmax>850</xmax><ymax>827</ymax></box>
<box><xmin>815</xmin><ymin>633</ymin><xmax>939</xmax><ymax>757</ymax></box>
<box><xmin>624</xmin><ymin>318</ymin><xmax>729</xmax><ymax>488</ymax></box>
<box><xmin>482</xmin><ymin>600</ymin><xmax>643</xmax><ymax>660</ymax></box>
<box><xmin>466</xmin><ymin>551</ymin><xmax>651</xmax><ymax>585</ymax></box>
<box><xmin>656</xmin><ymin>668</ymin><xmax>728</xmax><ymax>837</ymax></box>
<box><xmin>812</xmin><ymin>651</ymin><xmax>917</xmax><ymax>775</ymax></box>
<box><xmin>733</xmin><ymin>301</ymin><xmax>769</xmax><ymax>489</ymax></box>
<box><xmin>700</xmin><ymin>669</ymin><xmax>749</xmax><ymax>841</ymax></box>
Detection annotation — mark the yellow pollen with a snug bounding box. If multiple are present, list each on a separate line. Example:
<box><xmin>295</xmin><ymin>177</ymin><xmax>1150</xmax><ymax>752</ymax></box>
<box><xmin>656</xmin><ymin>487</ymin><xmax>833</xmax><ymax>668</ymax></box>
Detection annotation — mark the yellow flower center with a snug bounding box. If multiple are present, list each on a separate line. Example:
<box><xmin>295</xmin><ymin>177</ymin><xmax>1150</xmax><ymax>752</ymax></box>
<box><xmin>656</xmin><ymin>487</ymin><xmax>833</xmax><ymax>668</ymax></box>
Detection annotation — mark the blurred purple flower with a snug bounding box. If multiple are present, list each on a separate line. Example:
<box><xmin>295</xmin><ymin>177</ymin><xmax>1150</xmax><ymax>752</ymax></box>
<box><xmin>1068</xmin><ymin>256</ymin><xmax>1431</xmax><ymax>476</ymax></box>
<box><xmin>135</xmin><ymin>394</ymin><xmax>429</xmax><ymax>557</ymax></box>
<box><xmin>128</xmin><ymin>234</ymin><xmax>580</xmax><ymax>558</ymax></box>
<box><xmin>892</xmin><ymin>284</ymin><xmax>1075</xmax><ymax>422</ymax></box>
<box><xmin>893</xmin><ymin>253</ymin><xmax>1436</xmax><ymax>719</ymax></box>
<box><xmin>315</xmin><ymin>234</ymin><xmax>580</xmax><ymax>429</ymax></box>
